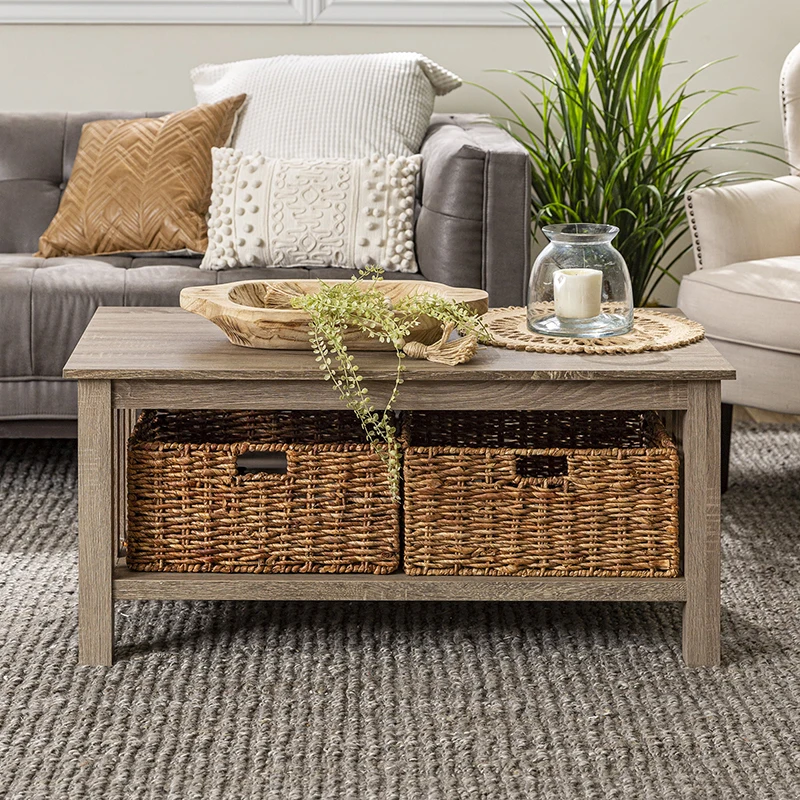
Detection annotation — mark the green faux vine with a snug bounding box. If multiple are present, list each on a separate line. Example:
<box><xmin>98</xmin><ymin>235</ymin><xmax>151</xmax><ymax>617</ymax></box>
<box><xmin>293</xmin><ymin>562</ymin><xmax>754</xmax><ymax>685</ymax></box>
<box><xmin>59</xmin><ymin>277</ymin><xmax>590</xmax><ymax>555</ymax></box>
<box><xmin>291</xmin><ymin>268</ymin><xmax>488</xmax><ymax>500</ymax></box>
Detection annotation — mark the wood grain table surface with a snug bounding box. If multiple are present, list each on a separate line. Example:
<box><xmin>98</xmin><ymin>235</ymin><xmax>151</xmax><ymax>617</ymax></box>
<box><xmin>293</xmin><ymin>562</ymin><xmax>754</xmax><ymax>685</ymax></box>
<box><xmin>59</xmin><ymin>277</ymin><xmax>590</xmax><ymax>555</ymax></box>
<box><xmin>64</xmin><ymin>306</ymin><xmax>735</xmax><ymax>382</ymax></box>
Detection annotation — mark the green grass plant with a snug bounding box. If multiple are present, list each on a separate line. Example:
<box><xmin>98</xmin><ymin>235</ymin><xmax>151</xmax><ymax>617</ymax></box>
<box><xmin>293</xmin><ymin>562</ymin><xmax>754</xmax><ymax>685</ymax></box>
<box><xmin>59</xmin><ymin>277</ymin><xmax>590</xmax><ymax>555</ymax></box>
<box><xmin>485</xmin><ymin>0</ymin><xmax>781</xmax><ymax>304</ymax></box>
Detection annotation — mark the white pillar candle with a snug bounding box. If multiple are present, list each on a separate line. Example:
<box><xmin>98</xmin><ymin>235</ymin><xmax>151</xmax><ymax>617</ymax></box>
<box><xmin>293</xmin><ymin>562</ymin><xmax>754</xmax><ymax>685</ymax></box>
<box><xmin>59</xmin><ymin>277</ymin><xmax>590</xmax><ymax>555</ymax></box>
<box><xmin>553</xmin><ymin>268</ymin><xmax>603</xmax><ymax>319</ymax></box>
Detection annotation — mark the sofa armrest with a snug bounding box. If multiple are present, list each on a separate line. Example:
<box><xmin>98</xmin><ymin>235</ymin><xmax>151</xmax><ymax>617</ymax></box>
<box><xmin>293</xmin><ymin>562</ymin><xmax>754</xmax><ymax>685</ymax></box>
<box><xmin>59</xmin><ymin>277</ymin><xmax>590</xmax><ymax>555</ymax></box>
<box><xmin>417</xmin><ymin>113</ymin><xmax>531</xmax><ymax>306</ymax></box>
<box><xmin>685</xmin><ymin>176</ymin><xmax>800</xmax><ymax>271</ymax></box>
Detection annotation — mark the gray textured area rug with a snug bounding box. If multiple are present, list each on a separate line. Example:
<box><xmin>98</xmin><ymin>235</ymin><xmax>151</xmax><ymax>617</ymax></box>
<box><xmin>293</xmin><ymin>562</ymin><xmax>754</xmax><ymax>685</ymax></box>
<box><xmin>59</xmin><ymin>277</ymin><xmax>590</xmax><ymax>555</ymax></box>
<box><xmin>1</xmin><ymin>427</ymin><xmax>799</xmax><ymax>800</ymax></box>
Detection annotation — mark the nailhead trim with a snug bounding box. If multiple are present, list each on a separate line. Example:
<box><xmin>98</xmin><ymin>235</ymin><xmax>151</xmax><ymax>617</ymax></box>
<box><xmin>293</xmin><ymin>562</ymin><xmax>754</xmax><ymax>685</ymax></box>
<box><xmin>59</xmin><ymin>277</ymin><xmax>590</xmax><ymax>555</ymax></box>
<box><xmin>685</xmin><ymin>194</ymin><xmax>704</xmax><ymax>270</ymax></box>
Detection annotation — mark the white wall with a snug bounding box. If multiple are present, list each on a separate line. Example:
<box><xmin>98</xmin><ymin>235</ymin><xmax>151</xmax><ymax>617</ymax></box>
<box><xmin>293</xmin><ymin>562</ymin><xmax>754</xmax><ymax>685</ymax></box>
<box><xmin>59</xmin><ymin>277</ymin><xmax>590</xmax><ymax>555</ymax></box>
<box><xmin>0</xmin><ymin>0</ymin><xmax>797</xmax><ymax>300</ymax></box>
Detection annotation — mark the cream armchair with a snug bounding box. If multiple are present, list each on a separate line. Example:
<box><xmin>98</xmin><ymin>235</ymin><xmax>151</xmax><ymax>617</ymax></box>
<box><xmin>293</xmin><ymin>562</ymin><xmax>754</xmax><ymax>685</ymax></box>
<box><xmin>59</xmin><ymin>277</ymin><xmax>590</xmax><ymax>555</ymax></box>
<box><xmin>678</xmin><ymin>42</ymin><xmax>800</xmax><ymax>490</ymax></box>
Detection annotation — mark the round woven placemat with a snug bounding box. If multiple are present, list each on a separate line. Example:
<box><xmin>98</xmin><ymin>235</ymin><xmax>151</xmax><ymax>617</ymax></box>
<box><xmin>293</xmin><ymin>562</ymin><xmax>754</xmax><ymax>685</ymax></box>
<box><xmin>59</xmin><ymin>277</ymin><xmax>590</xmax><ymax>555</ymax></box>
<box><xmin>483</xmin><ymin>307</ymin><xmax>705</xmax><ymax>355</ymax></box>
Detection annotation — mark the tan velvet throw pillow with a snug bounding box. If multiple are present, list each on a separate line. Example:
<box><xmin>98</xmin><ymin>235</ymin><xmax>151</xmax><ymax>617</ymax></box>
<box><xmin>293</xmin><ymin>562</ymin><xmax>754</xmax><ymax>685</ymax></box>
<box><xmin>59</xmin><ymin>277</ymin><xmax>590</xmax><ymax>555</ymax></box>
<box><xmin>36</xmin><ymin>95</ymin><xmax>246</xmax><ymax>258</ymax></box>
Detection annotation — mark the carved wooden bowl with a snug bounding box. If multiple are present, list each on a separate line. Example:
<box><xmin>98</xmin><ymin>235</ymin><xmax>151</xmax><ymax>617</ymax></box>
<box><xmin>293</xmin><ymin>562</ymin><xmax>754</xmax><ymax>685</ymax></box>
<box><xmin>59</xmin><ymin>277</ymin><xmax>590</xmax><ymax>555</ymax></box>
<box><xmin>180</xmin><ymin>279</ymin><xmax>489</xmax><ymax>350</ymax></box>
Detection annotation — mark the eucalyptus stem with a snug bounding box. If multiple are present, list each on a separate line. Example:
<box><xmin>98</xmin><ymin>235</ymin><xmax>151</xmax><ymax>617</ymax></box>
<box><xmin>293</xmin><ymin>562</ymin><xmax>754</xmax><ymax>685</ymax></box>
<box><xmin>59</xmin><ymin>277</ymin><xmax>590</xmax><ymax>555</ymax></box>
<box><xmin>293</xmin><ymin>269</ymin><xmax>484</xmax><ymax>500</ymax></box>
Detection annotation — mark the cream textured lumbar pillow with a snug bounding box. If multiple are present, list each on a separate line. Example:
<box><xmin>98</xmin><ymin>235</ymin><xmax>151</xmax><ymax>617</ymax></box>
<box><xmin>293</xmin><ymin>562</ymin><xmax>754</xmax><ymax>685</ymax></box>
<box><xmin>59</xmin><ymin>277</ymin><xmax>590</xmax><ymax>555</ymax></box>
<box><xmin>201</xmin><ymin>148</ymin><xmax>421</xmax><ymax>273</ymax></box>
<box><xmin>191</xmin><ymin>53</ymin><xmax>461</xmax><ymax>159</ymax></box>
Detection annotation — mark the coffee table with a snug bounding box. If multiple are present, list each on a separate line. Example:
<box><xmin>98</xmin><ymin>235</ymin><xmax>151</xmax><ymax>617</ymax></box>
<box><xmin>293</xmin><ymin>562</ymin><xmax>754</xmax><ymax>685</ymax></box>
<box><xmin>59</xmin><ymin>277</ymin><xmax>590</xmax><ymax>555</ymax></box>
<box><xmin>64</xmin><ymin>307</ymin><xmax>735</xmax><ymax>667</ymax></box>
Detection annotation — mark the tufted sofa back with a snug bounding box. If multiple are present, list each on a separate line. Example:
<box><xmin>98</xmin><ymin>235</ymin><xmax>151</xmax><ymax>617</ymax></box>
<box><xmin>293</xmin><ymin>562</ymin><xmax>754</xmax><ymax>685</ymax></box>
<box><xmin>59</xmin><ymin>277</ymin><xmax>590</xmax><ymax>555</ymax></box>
<box><xmin>0</xmin><ymin>112</ymin><xmax>164</xmax><ymax>253</ymax></box>
<box><xmin>782</xmin><ymin>43</ymin><xmax>800</xmax><ymax>175</ymax></box>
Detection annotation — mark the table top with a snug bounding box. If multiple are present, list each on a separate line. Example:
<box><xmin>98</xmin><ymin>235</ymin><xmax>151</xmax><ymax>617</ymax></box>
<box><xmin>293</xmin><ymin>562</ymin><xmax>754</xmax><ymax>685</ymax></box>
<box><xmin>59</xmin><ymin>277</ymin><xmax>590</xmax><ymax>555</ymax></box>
<box><xmin>63</xmin><ymin>307</ymin><xmax>735</xmax><ymax>382</ymax></box>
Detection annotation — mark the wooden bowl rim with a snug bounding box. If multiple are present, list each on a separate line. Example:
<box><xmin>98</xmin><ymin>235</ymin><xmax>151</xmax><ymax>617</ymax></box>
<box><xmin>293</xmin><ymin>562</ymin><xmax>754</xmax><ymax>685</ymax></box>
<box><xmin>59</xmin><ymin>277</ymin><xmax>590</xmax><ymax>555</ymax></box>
<box><xmin>179</xmin><ymin>279</ymin><xmax>489</xmax><ymax>333</ymax></box>
<box><xmin>185</xmin><ymin>279</ymin><xmax>487</xmax><ymax>316</ymax></box>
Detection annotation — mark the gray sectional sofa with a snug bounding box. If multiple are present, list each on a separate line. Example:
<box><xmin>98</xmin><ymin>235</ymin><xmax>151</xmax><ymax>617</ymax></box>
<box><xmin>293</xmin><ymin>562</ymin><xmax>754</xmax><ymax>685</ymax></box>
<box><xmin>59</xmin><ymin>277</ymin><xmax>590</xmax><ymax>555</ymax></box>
<box><xmin>0</xmin><ymin>112</ymin><xmax>531</xmax><ymax>436</ymax></box>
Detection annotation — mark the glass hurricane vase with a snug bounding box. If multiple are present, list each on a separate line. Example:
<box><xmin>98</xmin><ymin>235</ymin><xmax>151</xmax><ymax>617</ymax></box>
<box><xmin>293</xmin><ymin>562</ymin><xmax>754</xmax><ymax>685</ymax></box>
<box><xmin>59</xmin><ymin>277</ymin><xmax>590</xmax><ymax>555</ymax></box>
<box><xmin>527</xmin><ymin>223</ymin><xmax>634</xmax><ymax>338</ymax></box>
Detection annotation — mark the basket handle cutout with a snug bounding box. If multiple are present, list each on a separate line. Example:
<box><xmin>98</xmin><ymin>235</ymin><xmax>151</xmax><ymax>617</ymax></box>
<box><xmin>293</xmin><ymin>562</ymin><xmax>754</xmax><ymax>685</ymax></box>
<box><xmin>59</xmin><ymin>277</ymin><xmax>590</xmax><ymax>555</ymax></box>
<box><xmin>515</xmin><ymin>455</ymin><xmax>568</xmax><ymax>479</ymax></box>
<box><xmin>236</xmin><ymin>451</ymin><xmax>288</xmax><ymax>476</ymax></box>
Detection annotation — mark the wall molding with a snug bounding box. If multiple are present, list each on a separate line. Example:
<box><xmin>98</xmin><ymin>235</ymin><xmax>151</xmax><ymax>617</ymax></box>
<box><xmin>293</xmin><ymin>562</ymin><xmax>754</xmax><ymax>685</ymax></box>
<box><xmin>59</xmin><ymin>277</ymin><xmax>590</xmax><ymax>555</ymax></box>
<box><xmin>0</xmin><ymin>0</ymin><xmax>310</xmax><ymax>24</ymax></box>
<box><xmin>0</xmin><ymin>0</ymin><xmax>598</xmax><ymax>25</ymax></box>
<box><xmin>311</xmin><ymin>0</ymin><xmax>527</xmax><ymax>26</ymax></box>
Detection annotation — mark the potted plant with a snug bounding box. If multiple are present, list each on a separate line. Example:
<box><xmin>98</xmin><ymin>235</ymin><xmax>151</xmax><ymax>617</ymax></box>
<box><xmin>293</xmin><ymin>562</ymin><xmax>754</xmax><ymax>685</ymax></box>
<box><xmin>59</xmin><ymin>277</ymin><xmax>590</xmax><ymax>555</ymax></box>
<box><xmin>486</xmin><ymin>0</ymin><xmax>780</xmax><ymax>305</ymax></box>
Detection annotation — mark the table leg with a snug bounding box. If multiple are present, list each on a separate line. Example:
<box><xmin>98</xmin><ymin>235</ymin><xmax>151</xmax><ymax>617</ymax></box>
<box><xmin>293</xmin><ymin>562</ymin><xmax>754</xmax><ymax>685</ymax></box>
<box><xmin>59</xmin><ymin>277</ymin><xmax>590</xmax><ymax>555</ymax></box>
<box><xmin>681</xmin><ymin>381</ymin><xmax>722</xmax><ymax>667</ymax></box>
<box><xmin>78</xmin><ymin>380</ymin><xmax>114</xmax><ymax>666</ymax></box>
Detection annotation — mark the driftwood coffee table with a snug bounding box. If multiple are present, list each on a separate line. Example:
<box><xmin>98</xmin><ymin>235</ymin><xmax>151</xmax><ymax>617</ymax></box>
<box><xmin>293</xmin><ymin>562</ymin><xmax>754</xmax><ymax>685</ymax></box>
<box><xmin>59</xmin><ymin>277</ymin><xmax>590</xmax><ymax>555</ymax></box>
<box><xmin>64</xmin><ymin>307</ymin><xmax>734</xmax><ymax>667</ymax></box>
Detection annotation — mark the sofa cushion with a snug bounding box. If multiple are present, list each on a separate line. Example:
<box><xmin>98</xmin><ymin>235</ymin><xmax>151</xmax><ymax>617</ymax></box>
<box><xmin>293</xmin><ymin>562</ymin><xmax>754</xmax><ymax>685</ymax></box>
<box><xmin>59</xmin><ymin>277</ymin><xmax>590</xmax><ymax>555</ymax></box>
<box><xmin>710</xmin><ymin>339</ymin><xmax>800</xmax><ymax>414</ymax></box>
<box><xmin>202</xmin><ymin>149</ymin><xmax>421</xmax><ymax>273</ymax></box>
<box><xmin>0</xmin><ymin>254</ymin><xmax>427</xmax><ymax>381</ymax></box>
<box><xmin>0</xmin><ymin>115</ymin><xmax>73</xmax><ymax>254</ymax></box>
<box><xmin>192</xmin><ymin>53</ymin><xmax>461</xmax><ymax>159</ymax></box>
<box><xmin>36</xmin><ymin>97</ymin><xmax>246</xmax><ymax>259</ymax></box>
<box><xmin>0</xmin><ymin>113</ymin><xmax>168</xmax><ymax>255</ymax></box>
<box><xmin>0</xmin><ymin>379</ymin><xmax>78</xmax><ymax>422</ymax></box>
<box><xmin>677</xmin><ymin>256</ymin><xmax>800</xmax><ymax>354</ymax></box>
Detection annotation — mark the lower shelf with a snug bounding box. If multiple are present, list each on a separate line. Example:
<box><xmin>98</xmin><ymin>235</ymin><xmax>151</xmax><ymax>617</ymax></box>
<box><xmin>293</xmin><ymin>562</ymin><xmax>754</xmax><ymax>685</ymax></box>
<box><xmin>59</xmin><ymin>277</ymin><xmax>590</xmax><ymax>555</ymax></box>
<box><xmin>113</xmin><ymin>565</ymin><xmax>686</xmax><ymax>603</ymax></box>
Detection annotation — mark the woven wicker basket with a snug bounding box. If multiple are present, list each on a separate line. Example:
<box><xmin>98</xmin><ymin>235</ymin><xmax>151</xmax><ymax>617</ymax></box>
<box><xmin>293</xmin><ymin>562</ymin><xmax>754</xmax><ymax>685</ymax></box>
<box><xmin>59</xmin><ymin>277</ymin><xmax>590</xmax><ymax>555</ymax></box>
<box><xmin>401</xmin><ymin>410</ymin><xmax>680</xmax><ymax>578</ymax></box>
<box><xmin>127</xmin><ymin>410</ymin><xmax>399</xmax><ymax>574</ymax></box>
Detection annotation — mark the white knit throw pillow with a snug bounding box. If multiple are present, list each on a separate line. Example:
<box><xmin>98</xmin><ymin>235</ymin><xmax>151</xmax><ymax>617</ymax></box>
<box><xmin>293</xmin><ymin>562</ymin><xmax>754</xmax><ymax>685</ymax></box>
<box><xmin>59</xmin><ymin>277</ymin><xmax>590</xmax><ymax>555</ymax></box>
<box><xmin>201</xmin><ymin>148</ymin><xmax>421</xmax><ymax>273</ymax></box>
<box><xmin>191</xmin><ymin>53</ymin><xmax>461</xmax><ymax>159</ymax></box>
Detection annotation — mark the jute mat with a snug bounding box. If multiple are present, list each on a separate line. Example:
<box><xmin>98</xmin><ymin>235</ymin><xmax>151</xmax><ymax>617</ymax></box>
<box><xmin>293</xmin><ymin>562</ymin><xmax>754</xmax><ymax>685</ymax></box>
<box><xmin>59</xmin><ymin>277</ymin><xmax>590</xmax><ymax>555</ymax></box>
<box><xmin>2</xmin><ymin>429</ymin><xmax>800</xmax><ymax>798</ymax></box>
<box><xmin>483</xmin><ymin>307</ymin><xmax>705</xmax><ymax>355</ymax></box>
